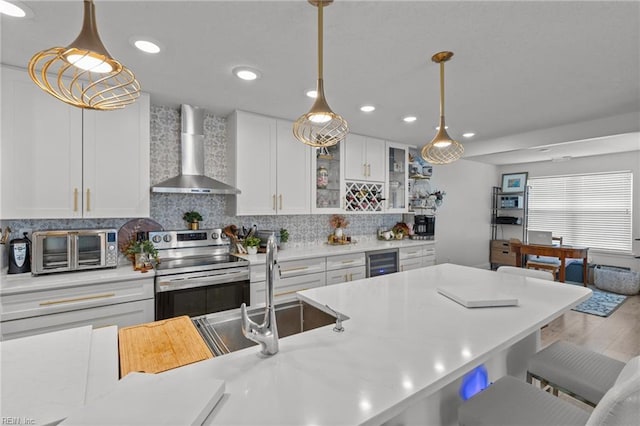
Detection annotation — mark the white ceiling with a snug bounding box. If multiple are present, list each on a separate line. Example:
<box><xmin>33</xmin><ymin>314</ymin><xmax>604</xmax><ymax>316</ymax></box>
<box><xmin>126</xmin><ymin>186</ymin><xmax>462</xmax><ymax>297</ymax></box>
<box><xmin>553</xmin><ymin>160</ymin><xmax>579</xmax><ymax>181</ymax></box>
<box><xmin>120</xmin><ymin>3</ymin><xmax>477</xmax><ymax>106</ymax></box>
<box><xmin>2</xmin><ymin>0</ymin><xmax>639</xmax><ymax>165</ymax></box>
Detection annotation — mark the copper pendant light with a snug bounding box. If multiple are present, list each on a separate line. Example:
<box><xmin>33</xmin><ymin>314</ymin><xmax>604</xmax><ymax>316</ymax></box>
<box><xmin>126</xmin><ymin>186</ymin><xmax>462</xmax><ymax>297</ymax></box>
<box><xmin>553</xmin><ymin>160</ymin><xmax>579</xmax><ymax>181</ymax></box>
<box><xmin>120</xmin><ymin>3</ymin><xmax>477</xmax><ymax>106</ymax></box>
<box><xmin>28</xmin><ymin>0</ymin><xmax>140</xmax><ymax>110</ymax></box>
<box><xmin>293</xmin><ymin>0</ymin><xmax>348</xmax><ymax>147</ymax></box>
<box><xmin>421</xmin><ymin>51</ymin><xmax>464</xmax><ymax>165</ymax></box>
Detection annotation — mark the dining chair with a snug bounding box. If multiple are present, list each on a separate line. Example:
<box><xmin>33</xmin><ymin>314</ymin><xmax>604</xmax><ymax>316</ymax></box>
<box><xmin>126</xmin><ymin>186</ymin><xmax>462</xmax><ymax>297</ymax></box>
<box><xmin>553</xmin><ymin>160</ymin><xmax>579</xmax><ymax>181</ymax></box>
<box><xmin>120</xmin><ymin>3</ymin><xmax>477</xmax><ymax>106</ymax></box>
<box><xmin>525</xmin><ymin>235</ymin><xmax>563</xmax><ymax>279</ymax></box>
<box><xmin>496</xmin><ymin>265</ymin><xmax>554</xmax><ymax>281</ymax></box>
<box><xmin>527</xmin><ymin>340</ymin><xmax>626</xmax><ymax>407</ymax></box>
<box><xmin>458</xmin><ymin>355</ymin><xmax>640</xmax><ymax>426</ymax></box>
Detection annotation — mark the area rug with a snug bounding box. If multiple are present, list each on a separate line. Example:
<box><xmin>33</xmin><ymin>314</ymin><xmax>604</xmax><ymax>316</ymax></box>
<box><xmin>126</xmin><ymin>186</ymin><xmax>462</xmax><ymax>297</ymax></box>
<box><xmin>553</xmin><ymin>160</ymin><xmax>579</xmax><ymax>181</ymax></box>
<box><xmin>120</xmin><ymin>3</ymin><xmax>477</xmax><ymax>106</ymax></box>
<box><xmin>570</xmin><ymin>285</ymin><xmax>627</xmax><ymax>317</ymax></box>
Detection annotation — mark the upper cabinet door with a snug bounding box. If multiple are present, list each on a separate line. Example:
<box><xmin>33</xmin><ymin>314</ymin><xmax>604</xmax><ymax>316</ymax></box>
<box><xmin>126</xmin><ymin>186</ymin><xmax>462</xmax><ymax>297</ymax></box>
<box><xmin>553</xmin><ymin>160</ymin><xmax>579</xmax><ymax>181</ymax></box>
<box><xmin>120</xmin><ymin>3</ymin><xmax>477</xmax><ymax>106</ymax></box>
<box><xmin>365</xmin><ymin>137</ymin><xmax>386</xmax><ymax>182</ymax></box>
<box><xmin>82</xmin><ymin>93</ymin><xmax>150</xmax><ymax>218</ymax></box>
<box><xmin>276</xmin><ymin>120</ymin><xmax>311</xmax><ymax>215</ymax></box>
<box><xmin>1</xmin><ymin>66</ymin><xmax>83</xmax><ymax>219</ymax></box>
<box><xmin>233</xmin><ymin>111</ymin><xmax>278</xmax><ymax>216</ymax></box>
<box><xmin>344</xmin><ymin>133</ymin><xmax>367</xmax><ymax>181</ymax></box>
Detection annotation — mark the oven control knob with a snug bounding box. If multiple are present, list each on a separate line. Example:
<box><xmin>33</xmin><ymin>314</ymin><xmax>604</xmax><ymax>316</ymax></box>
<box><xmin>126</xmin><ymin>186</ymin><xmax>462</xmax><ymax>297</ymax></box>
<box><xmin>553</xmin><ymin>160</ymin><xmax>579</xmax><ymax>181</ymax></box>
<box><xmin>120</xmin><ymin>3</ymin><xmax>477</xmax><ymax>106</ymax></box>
<box><xmin>152</xmin><ymin>235</ymin><xmax>162</xmax><ymax>243</ymax></box>
<box><xmin>220</xmin><ymin>233</ymin><xmax>228</xmax><ymax>240</ymax></box>
<box><xmin>211</xmin><ymin>232</ymin><xmax>219</xmax><ymax>240</ymax></box>
<box><xmin>163</xmin><ymin>234</ymin><xmax>172</xmax><ymax>242</ymax></box>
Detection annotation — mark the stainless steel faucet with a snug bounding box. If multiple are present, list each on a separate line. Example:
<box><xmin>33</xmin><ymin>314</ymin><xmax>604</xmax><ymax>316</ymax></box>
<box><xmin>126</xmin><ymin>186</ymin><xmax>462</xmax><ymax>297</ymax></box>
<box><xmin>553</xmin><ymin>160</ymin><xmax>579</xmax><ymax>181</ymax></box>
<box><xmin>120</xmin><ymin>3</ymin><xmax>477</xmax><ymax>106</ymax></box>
<box><xmin>240</xmin><ymin>234</ymin><xmax>279</xmax><ymax>355</ymax></box>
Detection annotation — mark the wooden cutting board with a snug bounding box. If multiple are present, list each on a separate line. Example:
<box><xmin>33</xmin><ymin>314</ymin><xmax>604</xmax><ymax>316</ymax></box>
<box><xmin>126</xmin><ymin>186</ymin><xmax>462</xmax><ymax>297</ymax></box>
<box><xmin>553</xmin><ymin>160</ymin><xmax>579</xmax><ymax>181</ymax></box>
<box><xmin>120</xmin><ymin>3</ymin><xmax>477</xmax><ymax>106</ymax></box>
<box><xmin>118</xmin><ymin>316</ymin><xmax>213</xmax><ymax>377</ymax></box>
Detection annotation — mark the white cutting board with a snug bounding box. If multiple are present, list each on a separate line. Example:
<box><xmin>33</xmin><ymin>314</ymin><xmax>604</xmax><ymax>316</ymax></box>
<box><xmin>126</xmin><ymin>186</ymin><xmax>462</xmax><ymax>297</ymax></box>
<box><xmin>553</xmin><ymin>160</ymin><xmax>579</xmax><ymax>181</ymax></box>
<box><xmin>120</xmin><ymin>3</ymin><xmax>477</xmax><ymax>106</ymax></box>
<box><xmin>61</xmin><ymin>360</ymin><xmax>225</xmax><ymax>426</ymax></box>
<box><xmin>0</xmin><ymin>326</ymin><xmax>93</xmax><ymax>426</ymax></box>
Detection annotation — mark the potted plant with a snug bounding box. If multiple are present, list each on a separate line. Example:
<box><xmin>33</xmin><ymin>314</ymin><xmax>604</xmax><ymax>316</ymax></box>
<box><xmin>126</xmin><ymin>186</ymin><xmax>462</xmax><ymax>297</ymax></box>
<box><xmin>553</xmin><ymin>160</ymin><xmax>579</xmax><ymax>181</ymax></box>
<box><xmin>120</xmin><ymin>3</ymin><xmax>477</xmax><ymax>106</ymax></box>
<box><xmin>279</xmin><ymin>228</ymin><xmax>289</xmax><ymax>250</ymax></box>
<box><xmin>125</xmin><ymin>239</ymin><xmax>159</xmax><ymax>272</ymax></box>
<box><xmin>244</xmin><ymin>236</ymin><xmax>261</xmax><ymax>255</ymax></box>
<box><xmin>329</xmin><ymin>214</ymin><xmax>349</xmax><ymax>239</ymax></box>
<box><xmin>182</xmin><ymin>211</ymin><xmax>203</xmax><ymax>230</ymax></box>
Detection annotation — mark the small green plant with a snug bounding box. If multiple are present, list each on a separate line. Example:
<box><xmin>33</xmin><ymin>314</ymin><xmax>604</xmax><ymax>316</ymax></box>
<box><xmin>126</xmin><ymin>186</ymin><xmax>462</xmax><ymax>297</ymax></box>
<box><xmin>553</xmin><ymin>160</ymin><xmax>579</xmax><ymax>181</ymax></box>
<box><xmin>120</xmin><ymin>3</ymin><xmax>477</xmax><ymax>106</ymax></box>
<box><xmin>125</xmin><ymin>239</ymin><xmax>159</xmax><ymax>263</ymax></box>
<box><xmin>244</xmin><ymin>236</ymin><xmax>261</xmax><ymax>248</ymax></box>
<box><xmin>182</xmin><ymin>211</ymin><xmax>203</xmax><ymax>223</ymax></box>
<box><xmin>279</xmin><ymin>228</ymin><xmax>289</xmax><ymax>243</ymax></box>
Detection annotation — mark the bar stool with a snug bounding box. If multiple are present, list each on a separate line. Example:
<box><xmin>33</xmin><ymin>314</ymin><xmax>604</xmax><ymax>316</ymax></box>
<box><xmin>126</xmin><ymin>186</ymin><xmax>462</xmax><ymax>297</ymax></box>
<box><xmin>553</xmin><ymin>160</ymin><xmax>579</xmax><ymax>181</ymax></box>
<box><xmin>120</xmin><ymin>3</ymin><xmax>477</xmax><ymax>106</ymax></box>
<box><xmin>527</xmin><ymin>340</ymin><xmax>626</xmax><ymax>407</ymax></box>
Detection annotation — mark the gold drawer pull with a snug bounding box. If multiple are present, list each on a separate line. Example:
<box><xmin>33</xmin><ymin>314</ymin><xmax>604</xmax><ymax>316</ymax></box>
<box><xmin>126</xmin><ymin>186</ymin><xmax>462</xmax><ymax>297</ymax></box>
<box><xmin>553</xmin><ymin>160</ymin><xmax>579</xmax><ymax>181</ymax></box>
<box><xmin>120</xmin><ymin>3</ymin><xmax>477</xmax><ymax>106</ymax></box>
<box><xmin>86</xmin><ymin>188</ymin><xmax>91</xmax><ymax>212</ymax></box>
<box><xmin>40</xmin><ymin>293</ymin><xmax>116</xmax><ymax>306</ymax></box>
<box><xmin>73</xmin><ymin>188</ymin><xmax>79</xmax><ymax>212</ymax></box>
<box><xmin>275</xmin><ymin>288</ymin><xmax>310</xmax><ymax>298</ymax></box>
<box><xmin>341</xmin><ymin>260</ymin><xmax>355</xmax><ymax>264</ymax></box>
<box><xmin>281</xmin><ymin>266</ymin><xmax>309</xmax><ymax>273</ymax></box>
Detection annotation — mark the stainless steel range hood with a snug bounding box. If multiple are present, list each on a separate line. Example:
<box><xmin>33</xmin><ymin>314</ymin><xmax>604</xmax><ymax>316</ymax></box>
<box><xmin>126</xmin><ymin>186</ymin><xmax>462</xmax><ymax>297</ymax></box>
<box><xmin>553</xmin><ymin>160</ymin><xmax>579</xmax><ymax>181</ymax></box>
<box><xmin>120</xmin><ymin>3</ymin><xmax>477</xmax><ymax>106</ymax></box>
<box><xmin>152</xmin><ymin>105</ymin><xmax>240</xmax><ymax>195</ymax></box>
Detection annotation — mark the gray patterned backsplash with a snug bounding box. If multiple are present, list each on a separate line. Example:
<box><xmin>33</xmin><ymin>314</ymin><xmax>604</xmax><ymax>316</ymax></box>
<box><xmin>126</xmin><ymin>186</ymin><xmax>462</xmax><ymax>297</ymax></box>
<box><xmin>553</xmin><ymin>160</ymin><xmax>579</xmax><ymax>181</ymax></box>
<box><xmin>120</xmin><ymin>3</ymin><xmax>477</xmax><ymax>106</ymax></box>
<box><xmin>1</xmin><ymin>105</ymin><xmax>401</xmax><ymax>246</ymax></box>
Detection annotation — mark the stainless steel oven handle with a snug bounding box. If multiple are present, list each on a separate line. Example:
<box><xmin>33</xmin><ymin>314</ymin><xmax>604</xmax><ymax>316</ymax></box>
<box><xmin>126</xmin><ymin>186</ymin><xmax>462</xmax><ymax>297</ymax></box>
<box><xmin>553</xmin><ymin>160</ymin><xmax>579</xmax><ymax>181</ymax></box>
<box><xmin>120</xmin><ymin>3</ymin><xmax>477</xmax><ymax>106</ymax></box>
<box><xmin>157</xmin><ymin>270</ymin><xmax>249</xmax><ymax>291</ymax></box>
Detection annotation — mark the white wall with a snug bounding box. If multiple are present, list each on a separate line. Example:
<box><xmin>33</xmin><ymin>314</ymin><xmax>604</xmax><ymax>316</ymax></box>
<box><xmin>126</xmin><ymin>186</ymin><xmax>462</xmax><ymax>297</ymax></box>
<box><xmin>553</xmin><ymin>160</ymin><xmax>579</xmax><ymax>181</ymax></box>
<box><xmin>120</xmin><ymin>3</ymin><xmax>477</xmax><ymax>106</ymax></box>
<box><xmin>431</xmin><ymin>159</ymin><xmax>497</xmax><ymax>268</ymax></box>
<box><xmin>500</xmin><ymin>149</ymin><xmax>640</xmax><ymax>271</ymax></box>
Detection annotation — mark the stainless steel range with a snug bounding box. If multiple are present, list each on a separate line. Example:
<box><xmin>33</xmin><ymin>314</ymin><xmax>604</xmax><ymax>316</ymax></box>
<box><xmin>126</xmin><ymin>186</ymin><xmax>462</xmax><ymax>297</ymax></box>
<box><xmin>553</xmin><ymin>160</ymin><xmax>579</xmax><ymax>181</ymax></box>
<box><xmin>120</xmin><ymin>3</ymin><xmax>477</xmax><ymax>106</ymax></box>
<box><xmin>149</xmin><ymin>229</ymin><xmax>250</xmax><ymax>320</ymax></box>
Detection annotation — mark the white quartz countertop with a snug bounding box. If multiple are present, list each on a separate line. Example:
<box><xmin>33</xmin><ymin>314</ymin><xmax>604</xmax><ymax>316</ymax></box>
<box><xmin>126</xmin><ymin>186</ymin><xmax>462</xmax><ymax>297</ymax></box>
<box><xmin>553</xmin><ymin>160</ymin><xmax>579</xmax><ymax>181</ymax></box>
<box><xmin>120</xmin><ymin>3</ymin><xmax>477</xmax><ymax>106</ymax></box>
<box><xmin>237</xmin><ymin>238</ymin><xmax>435</xmax><ymax>265</ymax></box>
<box><xmin>0</xmin><ymin>262</ymin><xmax>153</xmax><ymax>296</ymax></box>
<box><xmin>196</xmin><ymin>263</ymin><xmax>591</xmax><ymax>425</ymax></box>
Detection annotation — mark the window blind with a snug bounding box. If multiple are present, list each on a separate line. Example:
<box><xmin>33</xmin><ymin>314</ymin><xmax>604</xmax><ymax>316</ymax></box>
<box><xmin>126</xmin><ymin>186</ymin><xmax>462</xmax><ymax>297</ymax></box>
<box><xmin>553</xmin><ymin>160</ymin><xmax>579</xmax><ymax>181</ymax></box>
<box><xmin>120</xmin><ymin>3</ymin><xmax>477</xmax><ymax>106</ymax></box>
<box><xmin>527</xmin><ymin>171</ymin><xmax>633</xmax><ymax>253</ymax></box>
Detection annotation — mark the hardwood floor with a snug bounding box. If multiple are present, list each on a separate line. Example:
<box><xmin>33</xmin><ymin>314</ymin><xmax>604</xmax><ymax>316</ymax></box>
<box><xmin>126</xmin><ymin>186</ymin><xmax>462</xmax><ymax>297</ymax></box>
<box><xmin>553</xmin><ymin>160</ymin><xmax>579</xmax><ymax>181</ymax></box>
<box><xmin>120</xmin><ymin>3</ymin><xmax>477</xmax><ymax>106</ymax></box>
<box><xmin>541</xmin><ymin>292</ymin><xmax>640</xmax><ymax>362</ymax></box>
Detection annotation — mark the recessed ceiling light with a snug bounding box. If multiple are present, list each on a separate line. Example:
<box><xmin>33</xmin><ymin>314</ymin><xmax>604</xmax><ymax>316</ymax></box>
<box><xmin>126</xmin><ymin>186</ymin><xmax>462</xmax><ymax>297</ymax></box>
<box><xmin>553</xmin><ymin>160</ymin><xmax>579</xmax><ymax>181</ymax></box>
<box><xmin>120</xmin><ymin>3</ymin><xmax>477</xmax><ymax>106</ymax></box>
<box><xmin>233</xmin><ymin>66</ymin><xmax>261</xmax><ymax>81</ymax></box>
<box><xmin>0</xmin><ymin>0</ymin><xmax>29</xmax><ymax>17</ymax></box>
<box><xmin>306</xmin><ymin>90</ymin><xmax>318</xmax><ymax>98</ymax></box>
<box><xmin>403</xmin><ymin>116</ymin><xmax>417</xmax><ymax>123</ymax></box>
<box><xmin>133</xmin><ymin>39</ymin><xmax>161</xmax><ymax>54</ymax></box>
<box><xmin>360</xmin><ymin>105</ymin><xmax>375</xmax><ymax>113</ymax></box>
<box><xmin>462</xmin><ymin>132</ymin><xmax>475</xmax><ymax>138</ymax></box>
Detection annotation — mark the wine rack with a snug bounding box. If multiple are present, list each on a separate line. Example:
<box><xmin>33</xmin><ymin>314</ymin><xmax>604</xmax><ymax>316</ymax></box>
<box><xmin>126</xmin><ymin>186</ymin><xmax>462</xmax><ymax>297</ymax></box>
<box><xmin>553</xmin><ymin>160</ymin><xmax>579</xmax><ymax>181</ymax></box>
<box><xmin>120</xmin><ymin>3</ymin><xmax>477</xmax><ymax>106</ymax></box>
<box><xmin>344</xmin><ymin>181</ymin><xmax>385</xmax><ymax>212</ymax></box>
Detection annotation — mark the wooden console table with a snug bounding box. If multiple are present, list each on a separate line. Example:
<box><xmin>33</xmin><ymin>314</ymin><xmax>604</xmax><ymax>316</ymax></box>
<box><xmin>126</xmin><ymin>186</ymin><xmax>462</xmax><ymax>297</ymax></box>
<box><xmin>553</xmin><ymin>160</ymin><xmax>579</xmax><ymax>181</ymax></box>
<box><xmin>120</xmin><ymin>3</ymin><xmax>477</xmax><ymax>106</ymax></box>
<box><xmin>510</xmin><ymin>242</ymin><xmax>589</xmax><ymax>286</ymax></box>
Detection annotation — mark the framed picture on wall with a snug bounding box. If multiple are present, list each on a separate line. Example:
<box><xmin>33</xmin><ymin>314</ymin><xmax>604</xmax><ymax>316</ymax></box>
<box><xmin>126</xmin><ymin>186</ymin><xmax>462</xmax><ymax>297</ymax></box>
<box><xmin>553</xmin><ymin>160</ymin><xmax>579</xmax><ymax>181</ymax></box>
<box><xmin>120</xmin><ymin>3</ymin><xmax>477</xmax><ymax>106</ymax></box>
<box><xmin>501</xmin><ymin>172</ymin><xmax>528</xmax><ymax>193</ymax></box>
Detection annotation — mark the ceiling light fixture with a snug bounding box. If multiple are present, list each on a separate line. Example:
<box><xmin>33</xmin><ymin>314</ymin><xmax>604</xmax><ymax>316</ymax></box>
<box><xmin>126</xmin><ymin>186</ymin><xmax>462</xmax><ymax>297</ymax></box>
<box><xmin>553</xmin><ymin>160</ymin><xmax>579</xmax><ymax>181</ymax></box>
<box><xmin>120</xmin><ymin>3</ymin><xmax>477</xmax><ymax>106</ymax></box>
<box><xmin>133</xmin><ymin>39</ymin><xmax>161</xmax><ymax>54</ymax></box>
<box><xmin>360</xmin><ymin>105</ymin><xmax>375</xmax><ymax>112</ymax></box>
<box><xmin>28</xmin><ymin>0</ymin><xmax>140</xmax><ymax>110</ymax></box>
<box><xmin>462</xmin><ymin>132</ymin><xmax>475</xmax><ymax>138</ymax></box>
<box><xmin>421</xmin><ymin>51</ymin><xmax>464</xmax><ymax>165</ymax></box>
<box><xmin>403</xmin><ymin>116</ymin><xmax>417</xmax><ymax>123</ymax></box>
<box><xmin>233</xmin><ymin>66</ymin><xmax>261</xmax><ymax>81</ymax></box>
<box><xmin>0</xmin><ymin>0</ymin><xmax>26</xmax><ymax>17</ymax></box>
<box><xmin>293</xmin><ymin>0</ymin><xmax>348</xmax><ymax>147</ymax></box>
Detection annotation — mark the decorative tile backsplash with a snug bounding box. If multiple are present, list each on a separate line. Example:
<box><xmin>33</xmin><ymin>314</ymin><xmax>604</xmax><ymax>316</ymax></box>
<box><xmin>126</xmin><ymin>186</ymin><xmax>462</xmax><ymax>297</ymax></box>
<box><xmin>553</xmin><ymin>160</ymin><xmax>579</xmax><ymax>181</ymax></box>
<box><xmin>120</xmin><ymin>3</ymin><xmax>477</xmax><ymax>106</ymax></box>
<box><xmin>1</xmin><ymin>105</ymin><xmax>401</xmax><ymax>245</ymax></box>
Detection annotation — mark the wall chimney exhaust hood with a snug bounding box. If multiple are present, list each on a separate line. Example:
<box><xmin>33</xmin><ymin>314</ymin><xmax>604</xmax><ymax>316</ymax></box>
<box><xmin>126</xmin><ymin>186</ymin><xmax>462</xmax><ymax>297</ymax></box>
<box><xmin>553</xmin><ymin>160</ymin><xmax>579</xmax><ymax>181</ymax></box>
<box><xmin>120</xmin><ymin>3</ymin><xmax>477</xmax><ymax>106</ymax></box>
<box><xmin>152</xmin><ymin>105</ymin><xmax>241</xmax><ymax>195</ymax></box>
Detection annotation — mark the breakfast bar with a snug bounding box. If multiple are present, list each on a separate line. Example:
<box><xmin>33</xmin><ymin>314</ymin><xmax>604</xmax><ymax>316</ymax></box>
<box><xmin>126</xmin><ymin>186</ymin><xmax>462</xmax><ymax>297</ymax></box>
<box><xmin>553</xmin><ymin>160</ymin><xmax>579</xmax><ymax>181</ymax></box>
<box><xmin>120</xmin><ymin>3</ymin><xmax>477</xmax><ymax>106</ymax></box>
<box><xmin>1</xmin><ymin>264</ymin><xmax>592</xmax><ymax>425</ymax></box>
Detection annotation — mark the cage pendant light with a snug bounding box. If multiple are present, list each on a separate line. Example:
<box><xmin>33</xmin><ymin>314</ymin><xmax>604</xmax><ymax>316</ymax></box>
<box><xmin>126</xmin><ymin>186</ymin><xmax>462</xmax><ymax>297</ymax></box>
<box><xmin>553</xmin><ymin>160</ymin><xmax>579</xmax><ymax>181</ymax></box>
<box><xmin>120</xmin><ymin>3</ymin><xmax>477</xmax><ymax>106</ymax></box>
<box><xmin>28</xmin><ymin>0</ymin><xmax>140</xmax><ymax>110</ymax></box>
<box><xmin>421</xmin><ymin>51</ymin><xmax>464</xmax><ymax>165</ymax></box>
<box><xmin>293</xmin><ymin>0</ymin><xmax>348</xmax><ymax>147</ymax></box>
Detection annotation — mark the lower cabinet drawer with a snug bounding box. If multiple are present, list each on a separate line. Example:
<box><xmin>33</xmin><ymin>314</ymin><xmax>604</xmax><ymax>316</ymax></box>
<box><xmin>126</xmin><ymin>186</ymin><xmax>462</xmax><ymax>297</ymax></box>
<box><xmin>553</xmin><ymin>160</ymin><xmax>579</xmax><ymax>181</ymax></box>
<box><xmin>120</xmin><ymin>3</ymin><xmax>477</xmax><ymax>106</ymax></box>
<box><xmin>326</xmin><ymin>266</ymin><xmax>366</xmax><ymax>285</ymax></box>
<box><xmin>251</xmin><ymin>272</ymin><xmax>326</xmax><ymax>304</ymax></box>
<box><xmin>0</xmin><ymin>299</ymin><xmax>154</xmax><ymax>341</ymax></box>
<box><xmin>399</xmin><ymin>246</ymin><xmax>424</xmax><ymax>260</ymax></box>
<box><xmin>326</xmin><ymin>253</ymin><xmax>365</xmax><ymax>271</ymax></box>
<box><xmin>422</xmin><ymin>255</ymin><xmax>436</xmax><ymax>267</ymax></box>
<box><xmin>400</xmin><ymin>258</ymin><xmax>423</xmax><ymax>272</ymax></box>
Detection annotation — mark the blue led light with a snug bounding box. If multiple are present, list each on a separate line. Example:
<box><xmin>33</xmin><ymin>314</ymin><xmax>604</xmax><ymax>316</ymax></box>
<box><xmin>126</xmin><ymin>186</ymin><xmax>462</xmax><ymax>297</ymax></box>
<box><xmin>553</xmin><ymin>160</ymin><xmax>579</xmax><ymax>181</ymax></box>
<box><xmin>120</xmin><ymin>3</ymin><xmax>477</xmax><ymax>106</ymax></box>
<box><xmin>459</xmin><ymin>365</ymin><xmax>489</xmax><ymax>400</ymax></box>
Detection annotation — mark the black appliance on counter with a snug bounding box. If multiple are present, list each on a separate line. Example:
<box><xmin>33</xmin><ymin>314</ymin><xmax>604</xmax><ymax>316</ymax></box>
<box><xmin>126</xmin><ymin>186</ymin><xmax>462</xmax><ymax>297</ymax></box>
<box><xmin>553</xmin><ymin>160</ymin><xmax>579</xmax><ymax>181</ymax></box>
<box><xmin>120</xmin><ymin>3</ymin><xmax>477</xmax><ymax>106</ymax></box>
<box><xmin>150</xmin><ymin>229</ymin><xmax>250</xmax><ymax>320</ymax></box>
<box><xmin>413</xmin><ymin>215</ymin><xmax>435</xmax><ymax>240</ymax></box>
<box><xmin>8</xmin><ymin>237</ymin><xmax>31</xmax><ymax>274</ymax></box>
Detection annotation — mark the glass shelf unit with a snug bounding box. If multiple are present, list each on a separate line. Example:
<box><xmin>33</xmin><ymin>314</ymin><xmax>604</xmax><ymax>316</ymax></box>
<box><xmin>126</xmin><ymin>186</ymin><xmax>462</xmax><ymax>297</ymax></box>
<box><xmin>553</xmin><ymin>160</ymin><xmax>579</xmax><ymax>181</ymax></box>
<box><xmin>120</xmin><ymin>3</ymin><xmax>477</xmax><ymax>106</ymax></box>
<box><xmin>386</xmin><ymin>143</ymin><xmax>409</xmax><ymax>213</ymax></box>
<box><xmin>312</xmin><ymin>144</ymin><xmax>344</xmax><ymax>213</ymax></box>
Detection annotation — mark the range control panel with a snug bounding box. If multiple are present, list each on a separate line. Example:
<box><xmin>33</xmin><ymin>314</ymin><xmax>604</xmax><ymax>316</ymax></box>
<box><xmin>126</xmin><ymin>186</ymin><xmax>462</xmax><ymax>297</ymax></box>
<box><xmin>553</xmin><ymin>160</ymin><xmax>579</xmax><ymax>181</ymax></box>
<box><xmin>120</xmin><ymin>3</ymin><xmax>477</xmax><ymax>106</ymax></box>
<box><xmin>148</xmin><ymin>229</ymin><xmax>229</xmax><ymax>250</ymax></box>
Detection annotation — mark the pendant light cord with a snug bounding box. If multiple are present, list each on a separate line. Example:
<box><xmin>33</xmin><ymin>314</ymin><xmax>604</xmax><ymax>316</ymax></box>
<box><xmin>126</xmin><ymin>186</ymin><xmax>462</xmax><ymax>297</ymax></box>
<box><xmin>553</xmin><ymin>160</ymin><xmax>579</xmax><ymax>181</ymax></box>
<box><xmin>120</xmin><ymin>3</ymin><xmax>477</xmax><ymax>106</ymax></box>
<box><xmin>439</xmin><ymin>61</ymin><xmax>445</xmax><ymax>118</ymax></box>
<box><xmin>318</xmin><ymin>2</ymin><xmax>324</xmax><ymax>80</ymax></box>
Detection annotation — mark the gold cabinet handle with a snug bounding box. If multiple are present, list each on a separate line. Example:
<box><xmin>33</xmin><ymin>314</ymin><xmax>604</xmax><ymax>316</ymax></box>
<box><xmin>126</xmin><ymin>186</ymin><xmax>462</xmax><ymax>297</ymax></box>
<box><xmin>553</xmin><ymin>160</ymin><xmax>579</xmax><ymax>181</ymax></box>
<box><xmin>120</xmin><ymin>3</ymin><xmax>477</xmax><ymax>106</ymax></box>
<box><xmin>73</xmin><ymin>188</ymin><xmax>79</xmax><ymax>212</ymax></box>
<box><xmin>341</xmin><ymin>260</ymin><xmax>354</xmax><ymax>264</ymax></box>
<box><xmin>367</xmin><ymin>164</ymin><xmax>371</xmax><ymax>177</ymax></box>
<box><xmin>281</xmin><ymin>266</ymin><xmax>309</xmax><ymax>273</ymax></box>
<box><xmin>275</xmin><ymin>287</ymin><xmax>311</xmax><ymax>298</ymax></box>
<box><xmin>273</xmin><ymin>194</ymin><xmax>276</xmax><ymax>211</ymax></box>
<box><xmin>348</xmin><ymin>273</ymin><xmax>353</xmax><ymax>281</ymax></box>
<box><xmin>279</xmin><ymin>194</ymin><xmax>283</xmax><ymax>210</ymax></box>
<box><xmin>40</xmin><ymin>292</ymin><xmax>116</xmax><ymax>306</ymax></box>
<box><xmin>86</xmin><ymin>188</ymin><xmax>91</xmax><ymax>212</ymax></box>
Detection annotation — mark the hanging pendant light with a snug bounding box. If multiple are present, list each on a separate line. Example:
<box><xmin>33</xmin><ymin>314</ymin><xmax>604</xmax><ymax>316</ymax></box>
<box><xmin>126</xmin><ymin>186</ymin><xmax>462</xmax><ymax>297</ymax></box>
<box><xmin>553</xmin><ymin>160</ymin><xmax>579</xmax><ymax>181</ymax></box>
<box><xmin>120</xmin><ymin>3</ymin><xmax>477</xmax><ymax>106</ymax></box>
<box><xmin>28</xmin><ymin>0</ymin><xmax>140</xmax><ymax>110</ymax></box>
<box><xmin>293</xmin><ymin>0</ymin><xmax>348</xmax><ymax>147</ymax></box>
<box><xmin>421</xmin><ymin>51</ymin><xmax>464</xmax><ymax>165</ymax></box>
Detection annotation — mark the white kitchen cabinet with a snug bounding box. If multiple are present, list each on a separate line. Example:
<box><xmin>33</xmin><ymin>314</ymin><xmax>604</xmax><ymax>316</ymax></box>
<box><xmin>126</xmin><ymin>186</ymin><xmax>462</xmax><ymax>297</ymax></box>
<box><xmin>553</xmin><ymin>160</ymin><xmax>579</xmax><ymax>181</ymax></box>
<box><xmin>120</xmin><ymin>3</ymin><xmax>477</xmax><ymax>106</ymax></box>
<box><xmin>399</xmin><ymin>244</ymin><xmax>437</xmax><ymax>271</ymax></box>
<box><xmin>325</xmin><ymin>252</ymin><xmax>366</xmax><ymax>284</ymax></box>
<box><xmin>385</xmin><ymin>142</ymin><xmax>409</xmax><ymax>213</ymax></box>
<box><xmin>0</xmin><ymin>275</ymin><xmax>154</xmax><ymax>340</ymax></box>
<box><xmin>0</xmin><ymin>66</ymin><xmax>150</xmax><ymax>219</ymax></box>
<box><xmin>249</xmin><ymin>256</ymin><xmax>326</xmax><ymax>305</ymax></box>
<box><xmin>311</xmin><ymin>143</ymin><xmax>344</xmax><ymax>213</ymax></box>
<box><xmin>326</xmin><ymin>266</ymin><xmax>366</xmax><ymax>285</ymax></box>
<box><xmin>229</xmin><ymin>111</ymin><xmax>311</xmax><ymax>216</ymax></box>
<box><xmin>344</xmin><ymin>134</ymin><xmax>386</xmax><ymax>182</ymax></box>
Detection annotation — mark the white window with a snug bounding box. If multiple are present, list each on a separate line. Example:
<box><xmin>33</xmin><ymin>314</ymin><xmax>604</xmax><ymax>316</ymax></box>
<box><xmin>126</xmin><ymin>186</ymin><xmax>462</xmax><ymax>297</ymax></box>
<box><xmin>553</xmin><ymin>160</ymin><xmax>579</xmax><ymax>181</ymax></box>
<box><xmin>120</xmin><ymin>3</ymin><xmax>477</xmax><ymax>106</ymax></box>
<box><xmin>527</xmin><ymin>171</ymin><xmax>633</xmax><ymax>253</ymax></box>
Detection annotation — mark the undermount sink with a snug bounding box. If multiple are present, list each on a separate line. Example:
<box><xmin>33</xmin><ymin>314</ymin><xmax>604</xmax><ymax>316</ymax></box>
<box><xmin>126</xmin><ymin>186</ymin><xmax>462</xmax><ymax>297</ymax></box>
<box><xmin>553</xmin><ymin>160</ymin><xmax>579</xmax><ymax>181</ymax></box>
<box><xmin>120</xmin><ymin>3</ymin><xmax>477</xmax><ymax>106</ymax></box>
<box><xmin>192</xmin><ymin>300</ymin><xmax>344</xmax><ymax>356</ymax></box>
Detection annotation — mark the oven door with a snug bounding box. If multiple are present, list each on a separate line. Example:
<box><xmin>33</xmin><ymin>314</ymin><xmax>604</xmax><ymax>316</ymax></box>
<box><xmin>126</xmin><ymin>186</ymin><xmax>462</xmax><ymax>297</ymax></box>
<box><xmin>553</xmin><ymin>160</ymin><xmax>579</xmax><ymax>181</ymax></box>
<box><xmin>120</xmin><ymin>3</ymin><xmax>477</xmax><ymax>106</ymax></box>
<box><xmin>155</xmin><ymin>268</ymin><xmax>250</xmax><ymax>320</ymax></box>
